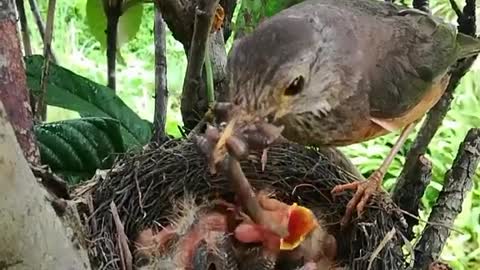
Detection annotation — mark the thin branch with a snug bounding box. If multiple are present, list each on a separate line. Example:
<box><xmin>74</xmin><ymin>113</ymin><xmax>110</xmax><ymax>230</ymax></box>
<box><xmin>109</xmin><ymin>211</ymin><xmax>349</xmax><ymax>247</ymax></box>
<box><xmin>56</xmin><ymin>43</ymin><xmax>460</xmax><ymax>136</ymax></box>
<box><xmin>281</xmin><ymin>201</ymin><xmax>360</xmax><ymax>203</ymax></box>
<box><xmin>36</xmin><ymin>0</ymin><xmax>56</xmax><ymax>122</ymax></box>
<box><xmin>16</xmin><ymin>0</ymin><xmax>32</xmax><ymax>55</ymax></box>
<box><xmin>15</xmin><ymin>0</ymin><xmax>37</xmax><ymax>117</ymax></box>
<box><xmin>104</xmin><ymin>0</ymin><xmax>123</xmax><ymax>91</ymax></box>
<box><xmin>413</xmin><ymin>128</ymin><xmax>480</xmax><ymax>269</ymax></box>
<box><xmin>413</xmin><ymin>0</ymin><xmax>430</xmax><ymax>12</ymax></box>
<box><xmin>152</xmin><ymin>2</ymin><xmax>169</xmax><ymax>143</ymax></box>
<box><xmin>448</xmin><ymin>0</ymin><xmax>462</xmax><ymax>18</ymax></box>
<box><xmin>392</xmin><ymin>155</ymin><xmax>432</xmax><ymax>240</ymax></box>
<box><xmin>392</xmin><ymin>0</ymin><xmax>478</xmax><ymax>210</ymax></box>
<box><xmin>27</xmin><ymin>0</ymin><xmax>57</xmax><ymax>63</ymax></box>
<box><xmin>180</xmin><ymin>0</ymin><xmax>220</xmax><ymax>131</ymax></box>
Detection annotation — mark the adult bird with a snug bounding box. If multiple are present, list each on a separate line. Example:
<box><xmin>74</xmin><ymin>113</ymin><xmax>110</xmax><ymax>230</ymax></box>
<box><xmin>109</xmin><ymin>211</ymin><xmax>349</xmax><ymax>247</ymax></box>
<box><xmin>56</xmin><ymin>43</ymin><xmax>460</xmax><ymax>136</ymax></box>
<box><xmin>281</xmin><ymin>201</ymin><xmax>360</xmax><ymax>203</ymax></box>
<box><xmin>216</xmin><ymin>0</ymin><xmax>480</xmax><ymax>225</ymax></box>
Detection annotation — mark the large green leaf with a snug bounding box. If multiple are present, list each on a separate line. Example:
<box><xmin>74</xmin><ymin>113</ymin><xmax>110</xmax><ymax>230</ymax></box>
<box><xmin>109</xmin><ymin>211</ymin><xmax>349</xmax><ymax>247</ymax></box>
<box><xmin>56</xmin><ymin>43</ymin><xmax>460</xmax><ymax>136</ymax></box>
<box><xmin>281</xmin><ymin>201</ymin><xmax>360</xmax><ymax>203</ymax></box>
<box><xmin>35</xmin><ymin>117</ymin><xmax>125</xmax><ymax>184</ymax></box>
<box><xmin>25</xmin><ymin>55</ymin><xmax>152</xmax><ymax>148</ymax></box>
<box><xmin>234</xmin><ymin>0</ymin><xmax>304</xmax><ymax>38</ymax></box>
<box><xmin>85</xmin><ymin>0</ymin><xmax>144</xmax><ymax>49</ymax></box>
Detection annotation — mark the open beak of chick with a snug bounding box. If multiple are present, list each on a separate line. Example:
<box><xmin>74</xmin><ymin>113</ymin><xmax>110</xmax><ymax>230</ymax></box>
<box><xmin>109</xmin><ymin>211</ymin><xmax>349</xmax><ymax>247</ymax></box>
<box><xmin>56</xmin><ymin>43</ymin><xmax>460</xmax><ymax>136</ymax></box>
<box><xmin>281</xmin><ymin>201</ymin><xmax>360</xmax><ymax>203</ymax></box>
<box><xmin>234</xmin><ymin>194</ymin><xmax>318</xmax><ymax>253</ymax></box>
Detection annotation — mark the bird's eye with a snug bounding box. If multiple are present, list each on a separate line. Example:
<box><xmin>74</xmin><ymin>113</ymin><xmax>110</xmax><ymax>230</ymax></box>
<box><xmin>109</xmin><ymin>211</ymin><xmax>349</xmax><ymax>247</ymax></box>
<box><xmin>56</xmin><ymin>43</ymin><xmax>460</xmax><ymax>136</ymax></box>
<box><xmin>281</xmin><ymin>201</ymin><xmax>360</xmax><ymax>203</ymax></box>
<box><xmin>284</xmin><ymin>76</ymin><xmax>304</xmax><ymax>96</ymax></box>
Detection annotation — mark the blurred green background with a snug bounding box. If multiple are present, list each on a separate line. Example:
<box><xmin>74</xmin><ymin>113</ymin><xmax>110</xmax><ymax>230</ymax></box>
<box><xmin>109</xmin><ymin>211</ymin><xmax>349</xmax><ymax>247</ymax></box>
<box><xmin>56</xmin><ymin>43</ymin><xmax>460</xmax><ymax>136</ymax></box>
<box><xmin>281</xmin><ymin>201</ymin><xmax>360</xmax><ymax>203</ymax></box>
<box><xmin>25</xmin><ymin>0</ymin><xmax>480</xmax><ymax>268</ymax></box>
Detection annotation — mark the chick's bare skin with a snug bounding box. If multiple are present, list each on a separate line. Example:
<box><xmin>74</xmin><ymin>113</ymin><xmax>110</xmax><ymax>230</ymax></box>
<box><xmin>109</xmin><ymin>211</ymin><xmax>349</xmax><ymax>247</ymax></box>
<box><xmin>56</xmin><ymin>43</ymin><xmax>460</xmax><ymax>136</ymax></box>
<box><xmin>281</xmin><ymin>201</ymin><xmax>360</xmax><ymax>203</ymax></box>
<box><xmin>133</xmin><ymin>199</ymin><xmax>239</xmax><ymax>269</ymax></box>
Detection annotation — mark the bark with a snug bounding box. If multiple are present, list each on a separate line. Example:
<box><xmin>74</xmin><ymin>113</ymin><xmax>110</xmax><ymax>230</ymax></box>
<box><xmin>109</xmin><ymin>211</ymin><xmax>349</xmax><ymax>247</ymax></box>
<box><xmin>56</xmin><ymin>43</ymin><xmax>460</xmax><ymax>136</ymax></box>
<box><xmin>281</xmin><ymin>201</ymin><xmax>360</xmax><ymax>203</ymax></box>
<box><xmin>0</xmin><ymin>100</ymin><xmax>91</xmax><ymax>270</ymax></box>
<box><xmin>0</xmin><ymin>1</ymin><xmax>40</xmax><ymax>165</ymax></box>
<box><xmin>180</xmin><ymin>0</ymin><xmax>220</xmax><ymax>131</ymax></box>
<box><xmin>209</xmin><ymin>30</ymin><xmax>229</xmax><ymax>102</ymax></box>
<box><xmin>414</xmin><ymin>128</ymin><xmax>480</xmax><ymax>269</ymax></box>
<box><xmin>152</xmin><ymin>3</ymin><xmax>169</xmax><ymax>143</ymax></box>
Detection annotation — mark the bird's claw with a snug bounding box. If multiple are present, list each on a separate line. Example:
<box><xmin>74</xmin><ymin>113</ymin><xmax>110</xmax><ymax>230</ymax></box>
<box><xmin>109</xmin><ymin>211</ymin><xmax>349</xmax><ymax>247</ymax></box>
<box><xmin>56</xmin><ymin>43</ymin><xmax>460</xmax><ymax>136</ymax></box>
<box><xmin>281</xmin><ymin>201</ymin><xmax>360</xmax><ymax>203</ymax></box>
<box><xmin>331</xmin><ymin>170</ymin><xmax>383</xmax><ymax>226</ymax></box>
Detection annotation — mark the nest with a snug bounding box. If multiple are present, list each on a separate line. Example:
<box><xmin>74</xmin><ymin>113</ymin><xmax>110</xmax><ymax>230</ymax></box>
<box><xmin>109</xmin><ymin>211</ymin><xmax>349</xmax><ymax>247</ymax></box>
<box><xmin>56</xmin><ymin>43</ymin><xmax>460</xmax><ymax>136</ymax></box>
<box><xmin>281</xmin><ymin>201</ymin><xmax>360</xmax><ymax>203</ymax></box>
<box><xmin>80</xmin><ymin>138</ymin><xmax>410</xmax><ymax>270</ymax></box>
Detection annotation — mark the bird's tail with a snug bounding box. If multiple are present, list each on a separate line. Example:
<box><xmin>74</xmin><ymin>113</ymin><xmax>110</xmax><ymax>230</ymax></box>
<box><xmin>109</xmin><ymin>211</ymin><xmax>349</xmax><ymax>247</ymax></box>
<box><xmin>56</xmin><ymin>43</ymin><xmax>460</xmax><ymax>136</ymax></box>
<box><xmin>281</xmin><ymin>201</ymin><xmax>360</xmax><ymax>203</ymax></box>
<box><xmin>457</xmin><ymin>33</ymin><xmax>480</xmax><ymax>59</ymax></box>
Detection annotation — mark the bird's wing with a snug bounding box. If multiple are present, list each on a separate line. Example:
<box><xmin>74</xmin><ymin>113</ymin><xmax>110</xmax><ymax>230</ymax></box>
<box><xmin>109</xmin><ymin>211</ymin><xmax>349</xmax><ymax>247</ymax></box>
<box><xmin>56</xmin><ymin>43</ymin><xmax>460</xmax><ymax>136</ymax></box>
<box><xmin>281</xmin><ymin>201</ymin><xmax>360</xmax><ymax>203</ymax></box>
<box><xmin>362</xmin><ymin>7</ymin><xmax>459</xmax><ymax>121</ymax></box>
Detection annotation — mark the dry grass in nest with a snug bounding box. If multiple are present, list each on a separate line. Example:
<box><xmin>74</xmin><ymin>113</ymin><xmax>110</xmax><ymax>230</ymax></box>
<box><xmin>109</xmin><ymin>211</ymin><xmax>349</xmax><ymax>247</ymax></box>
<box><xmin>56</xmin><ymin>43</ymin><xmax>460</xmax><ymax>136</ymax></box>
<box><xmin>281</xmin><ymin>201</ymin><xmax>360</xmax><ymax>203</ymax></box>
<box><xmin>79</xmin><ymin>138</ymin><xmax>410</xmax><ymax>270</ymax></box>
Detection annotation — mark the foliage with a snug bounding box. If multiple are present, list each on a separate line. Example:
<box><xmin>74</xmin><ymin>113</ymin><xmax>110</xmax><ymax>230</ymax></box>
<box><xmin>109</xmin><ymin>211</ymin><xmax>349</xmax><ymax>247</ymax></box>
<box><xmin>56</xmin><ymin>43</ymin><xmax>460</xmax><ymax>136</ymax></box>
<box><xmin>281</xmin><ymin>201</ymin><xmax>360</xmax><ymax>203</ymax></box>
<box><xmin>35</xmin><ymin>117</ymin><xmax>125</xmax><ymax>184</ymax></box>
<box><xmin>85</xmin><ymin>0</ymin><xmax>144</xmax><ymax>50</ymax></box>
<box><xmin>23</xmin><ymin>0</ymin><xmax>480</xmax><ymax>269</ymax></box>
<box><xmin>233</xmin><ymin>0</ymin><xmax>303</xmax><ymax>36</ymax></box>
<box><xmin>25</xmin><ymin>55</ymin><xmax>152</xmax><ymax>149</ymax></box>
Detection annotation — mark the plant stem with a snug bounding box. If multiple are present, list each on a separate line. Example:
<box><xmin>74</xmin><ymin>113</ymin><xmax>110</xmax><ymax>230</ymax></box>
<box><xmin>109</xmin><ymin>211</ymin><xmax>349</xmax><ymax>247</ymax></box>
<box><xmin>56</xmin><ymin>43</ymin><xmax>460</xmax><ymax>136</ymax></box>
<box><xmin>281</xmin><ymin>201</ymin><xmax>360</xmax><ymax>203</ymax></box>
<box><xmin>27</xmin><ymin>0</ymin><xmax>57</xmax><ymax>63</ymax></box>
<box><xmin>104</xmin><ymin>0</ymin><xmax>123</xmax><ymax>91</ymax></box>
<box><xmin>16</xmin><ymin>0</ymin><xmax>32</xmax><ymax>56</ymax></box>
<box><xmin>152</xmin><ymin>2</ymin><xmax>169</xmax><ymax>143</ymax></box>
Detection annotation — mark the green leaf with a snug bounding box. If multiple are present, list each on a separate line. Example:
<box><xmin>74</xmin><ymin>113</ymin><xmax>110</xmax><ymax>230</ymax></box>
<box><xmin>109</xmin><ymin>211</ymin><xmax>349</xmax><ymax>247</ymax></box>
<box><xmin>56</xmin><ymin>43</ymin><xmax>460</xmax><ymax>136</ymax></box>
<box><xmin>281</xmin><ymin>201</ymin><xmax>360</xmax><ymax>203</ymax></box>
<box><xmin>35</xmin><ymin>117</ymin><xmax>126</xmax><ymax>183</ymax></box>
<box><xmin>234</xmin><ymin>0</ymin><xmax>304</xmax><ymax>38</ymax></box>
<box><xmin>85</xmin><ymin>0</ymin><xmax>144</xmax><ymax>49</ymax></box>
<box><xmin>25</xmin><ymin>55</ymin><xmax>152</xmax><ymax>148</ymax></box>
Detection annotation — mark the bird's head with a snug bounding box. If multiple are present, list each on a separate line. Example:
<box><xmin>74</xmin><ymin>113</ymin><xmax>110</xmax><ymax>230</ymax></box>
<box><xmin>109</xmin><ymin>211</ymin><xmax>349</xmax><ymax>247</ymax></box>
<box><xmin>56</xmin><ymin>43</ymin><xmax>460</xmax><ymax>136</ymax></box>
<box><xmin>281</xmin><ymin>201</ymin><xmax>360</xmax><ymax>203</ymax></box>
<box><xmin>225</xmin><ymin>14</ymin><xmax>324</xmax><ymax>124</ymax></box>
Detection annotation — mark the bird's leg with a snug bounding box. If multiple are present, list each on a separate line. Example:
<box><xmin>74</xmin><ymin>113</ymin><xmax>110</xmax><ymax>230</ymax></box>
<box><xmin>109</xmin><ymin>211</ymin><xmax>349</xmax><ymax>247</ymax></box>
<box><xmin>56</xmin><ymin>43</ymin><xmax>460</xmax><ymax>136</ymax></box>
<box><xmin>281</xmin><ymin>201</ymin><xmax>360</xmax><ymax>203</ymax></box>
<box><xmin>331</xmin><ymin>122</ymin><xmax>416</xmax><ymax>225</ymax></box>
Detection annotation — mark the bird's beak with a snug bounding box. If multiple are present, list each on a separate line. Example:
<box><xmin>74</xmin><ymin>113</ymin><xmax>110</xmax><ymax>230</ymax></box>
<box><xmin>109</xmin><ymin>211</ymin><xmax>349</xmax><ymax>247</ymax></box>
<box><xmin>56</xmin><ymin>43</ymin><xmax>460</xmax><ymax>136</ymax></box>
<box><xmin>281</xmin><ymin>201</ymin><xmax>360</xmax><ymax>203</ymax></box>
<box><xmin>280</xmin><ymin>203</ymin><xmax>318</xmax><ymax>250</ymax></box>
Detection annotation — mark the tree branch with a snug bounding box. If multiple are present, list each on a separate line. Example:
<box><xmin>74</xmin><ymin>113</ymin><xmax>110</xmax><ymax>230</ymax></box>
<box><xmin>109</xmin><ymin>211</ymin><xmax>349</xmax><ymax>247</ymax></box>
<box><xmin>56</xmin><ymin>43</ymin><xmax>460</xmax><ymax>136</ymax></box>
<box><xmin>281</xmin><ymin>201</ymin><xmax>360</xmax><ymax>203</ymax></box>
<box><xmin>16</xmin><ymin>0</ymin><xmax>32</xmax><ymax>56</ymax></box>
<box><xmin>392</xmin><ymin>155</ymin><xmax>432</xmax><ymax>240</ymax></box>
<box><xmin>27</xmin><ymin>0</ymin><xmax>57</xmax><ymax>63</ymax></box>
<box><xmin>392</xmin><ymin>0</ymin><xmax>477</xmax><ymax>210</ymax></box>
<box><xmin>180</xmin><ymin>0</ymin><xmax>220</xmax><ymax>131</ymax></box>
<box><xmin>152</xmin><ymin>2</ymin><xmax>169</xmax><ymax>143</ymax></box>
<box><xmin>0</xmin><ymin>0</ymin><xmax>40</xmax><ymax>165</ymax></box>
<box><xmin>35</xmin><ymin>0</ymin><xmax>56</xmax><ymax>122</ymax></box>
<box><xmin>413</xmin><ymin>128</ymin><xmax>480</xmax><ymax>269</ymax></box>
<box><xmin>0</xmin><ymin>99</ymin><xmax>91</xmax><ymax>270</ymax></box>
<box><xmin>155</xmin><ymin>0</ymin><xmax>191</xmax><ymax>49</ymax></box>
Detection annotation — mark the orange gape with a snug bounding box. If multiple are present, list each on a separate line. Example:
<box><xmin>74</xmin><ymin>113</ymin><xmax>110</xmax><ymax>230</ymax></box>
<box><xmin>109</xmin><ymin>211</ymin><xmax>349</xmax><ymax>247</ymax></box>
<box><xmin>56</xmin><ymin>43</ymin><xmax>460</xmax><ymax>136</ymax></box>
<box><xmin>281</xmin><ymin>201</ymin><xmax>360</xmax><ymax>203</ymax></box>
<box><xmin>234</xmin><ymin>198</ymin><xmax>318</xmax><ymax>251</ymax></box>
<box><xmin>280</xmin><ymin>203</ymin><xmax>318</xmax><ymax>250</ymax></box>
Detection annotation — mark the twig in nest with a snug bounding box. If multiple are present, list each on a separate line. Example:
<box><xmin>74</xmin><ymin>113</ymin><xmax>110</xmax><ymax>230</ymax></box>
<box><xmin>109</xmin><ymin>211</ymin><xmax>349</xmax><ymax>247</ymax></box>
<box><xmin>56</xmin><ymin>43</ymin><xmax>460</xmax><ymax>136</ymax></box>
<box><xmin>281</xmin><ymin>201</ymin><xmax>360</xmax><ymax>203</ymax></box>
<box><xmin>111</xmin><ymin>201</ymin><xmax>133</xmax><ymax>270</ymax></box>
<box><xmin>36</xmin><ymin>0</ymin><xmax>56</xmax><ymax>121</ymax></box>
<box><xmin>367</xmin><ymin>227</ymin><xmax>396</xmax><ymax>270</ymax></box>
<box><xmin>413</xmin><ymin>128</ymin><xmax>480</xmax><ymax>269</ymax></box>
<box><xmin>181</xmin><ymin>0</ymin><xmax>220</xmax><ymax>131</ymax></box>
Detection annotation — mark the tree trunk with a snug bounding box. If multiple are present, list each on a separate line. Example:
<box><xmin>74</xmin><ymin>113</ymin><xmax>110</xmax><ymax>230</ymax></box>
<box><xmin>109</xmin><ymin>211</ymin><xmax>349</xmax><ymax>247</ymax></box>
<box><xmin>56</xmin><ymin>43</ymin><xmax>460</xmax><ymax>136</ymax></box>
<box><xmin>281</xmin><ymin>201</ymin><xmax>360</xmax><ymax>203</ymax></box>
<box><xmin>0</xmin><ymin>0</ymin><xmax>40</xmax><ymax>165</ymax></box>
<box><xmin>0</xmin><ymin>100</ymin><xmax>91</xmax><ymax>270</ymax></box>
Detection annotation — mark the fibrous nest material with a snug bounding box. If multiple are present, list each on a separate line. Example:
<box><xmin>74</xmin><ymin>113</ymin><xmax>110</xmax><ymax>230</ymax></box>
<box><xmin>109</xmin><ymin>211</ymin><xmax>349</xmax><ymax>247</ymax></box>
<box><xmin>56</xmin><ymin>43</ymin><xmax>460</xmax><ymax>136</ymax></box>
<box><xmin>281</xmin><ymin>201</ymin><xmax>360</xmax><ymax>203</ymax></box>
<box><xmin>80</xmin><ymin>138</ymin><xmax>410</xmax><ymax>270</ymax></box>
